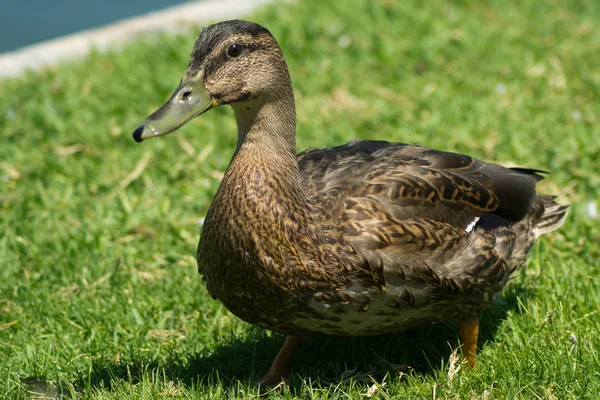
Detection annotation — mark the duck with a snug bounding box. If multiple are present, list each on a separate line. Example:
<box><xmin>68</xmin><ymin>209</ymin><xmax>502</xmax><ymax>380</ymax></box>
<box><xmin>132</xmin><ymin>20</ymin><xmax>569</xmax><ymax>386</ymax></box>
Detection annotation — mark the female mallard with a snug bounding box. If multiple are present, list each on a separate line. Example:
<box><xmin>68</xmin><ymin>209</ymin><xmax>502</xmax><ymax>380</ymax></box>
<box><xmin>132</xmin><ymin>20</ymin><xmax>568</xmax><ymax>386</ymax></box>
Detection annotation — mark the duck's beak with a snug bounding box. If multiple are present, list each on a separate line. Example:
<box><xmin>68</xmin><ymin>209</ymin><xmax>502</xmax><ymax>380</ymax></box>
<box><xmin>132</xmin><ymin>70</ymin><xmax>217</xmax><ymax>142</ymax></box>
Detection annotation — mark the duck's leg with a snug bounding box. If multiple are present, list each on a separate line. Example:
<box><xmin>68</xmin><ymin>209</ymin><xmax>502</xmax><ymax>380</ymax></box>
<box><xmin>257</xmin><ymin>335</ymin><xmax>303</xmax><ymax>387</ymax></box>
<box><xmin>458</xmin><ymin>319</ymin><xmax>479</xmax><ymax>368</ymax></box>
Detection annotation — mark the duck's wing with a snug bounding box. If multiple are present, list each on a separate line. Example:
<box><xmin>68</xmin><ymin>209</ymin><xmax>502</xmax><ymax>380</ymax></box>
<box><xmin>297</xmin><ymin>140</ymin><xmax>549</xmax><ymax>304</ymax></box>
<box><xmin>298</xmin><ymin>140</ymin><xmax>543</xmax><ymax>231</ymax></box>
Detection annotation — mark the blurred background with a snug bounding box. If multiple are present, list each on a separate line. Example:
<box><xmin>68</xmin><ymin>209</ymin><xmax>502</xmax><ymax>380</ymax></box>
<box><xmin>0</xmin><ymin>0</ymin><xmax>194</xmax><ymax>53</ymax></box>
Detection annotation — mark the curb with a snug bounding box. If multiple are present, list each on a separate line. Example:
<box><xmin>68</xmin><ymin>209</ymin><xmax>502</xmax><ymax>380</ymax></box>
<box><xmin>0</xmin><ymin>0</ymin><xmax>275</xmax><ymax>79</ymax></box>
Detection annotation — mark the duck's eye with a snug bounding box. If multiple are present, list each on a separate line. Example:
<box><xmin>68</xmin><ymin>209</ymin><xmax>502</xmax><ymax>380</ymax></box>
<box><xmin>227</xmin><ymin>44</ymin><xmax>243</xmax><ymax>58</ymax></box>
<box><xmin>182</xmin><ymin>90</ymin><xmax>192</xmax><ymax>100</ymax></box>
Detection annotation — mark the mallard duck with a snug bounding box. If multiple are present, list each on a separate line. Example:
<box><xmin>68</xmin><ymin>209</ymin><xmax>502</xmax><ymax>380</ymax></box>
<box><xmin>132</xmin><ymin>20</ymin><xmax>568</xmax><ymax>386</ymax></box>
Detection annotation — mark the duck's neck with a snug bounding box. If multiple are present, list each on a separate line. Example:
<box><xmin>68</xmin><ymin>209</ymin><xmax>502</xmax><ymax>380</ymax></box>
<box><xmin>229</xmin><ymin>85</ymin><xmax>303</xmax><ymax>189</ymax></box>
<box><xmin>227</xmin><ymin>90</ymin><xmax>313</xmax><ymax>225</ymax></box>
<box><xmin>232</xmin><ymin>93</ymin><xmax>297</xmax><ymax>161</ymax></box>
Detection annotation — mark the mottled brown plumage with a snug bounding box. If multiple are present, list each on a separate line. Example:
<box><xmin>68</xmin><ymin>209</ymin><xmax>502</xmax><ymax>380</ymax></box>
<box><xmin>133</xmin><ymin>20</ymin><xmax>569</xmax><ymax>385</ymax></box>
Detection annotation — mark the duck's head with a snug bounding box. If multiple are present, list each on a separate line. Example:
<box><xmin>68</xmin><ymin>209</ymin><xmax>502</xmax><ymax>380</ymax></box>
<box><xmin>132</xmin><ymin>20</ymin><xmax>291</xmax><ymax>142</ymax></box>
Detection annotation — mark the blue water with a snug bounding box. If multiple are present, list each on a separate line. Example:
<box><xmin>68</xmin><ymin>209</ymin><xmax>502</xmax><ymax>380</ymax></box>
<box><xmin>0</xmin><ymin>0</ymin><xmax>194</xmax><ymax>54</ymax></box>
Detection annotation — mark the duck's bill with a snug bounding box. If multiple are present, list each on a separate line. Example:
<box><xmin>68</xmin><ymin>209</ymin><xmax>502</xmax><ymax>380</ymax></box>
<box><xmin>132</xmin><ymin>71</ymin><xmax>217</xmax><ymax>142</ymax></box>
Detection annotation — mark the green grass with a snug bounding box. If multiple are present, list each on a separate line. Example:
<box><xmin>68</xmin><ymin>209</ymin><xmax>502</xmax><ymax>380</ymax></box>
<box><xmin>1</xmin><ymin>0</ymin><xmax>599</xmax><ymax>398</ymax></box>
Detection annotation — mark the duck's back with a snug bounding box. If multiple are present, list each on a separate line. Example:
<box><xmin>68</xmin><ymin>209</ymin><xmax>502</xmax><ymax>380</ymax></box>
<box><xmin>298</xmin><ymin>140</ymin><xmax>542</xmax><ymax>231</ymax></box>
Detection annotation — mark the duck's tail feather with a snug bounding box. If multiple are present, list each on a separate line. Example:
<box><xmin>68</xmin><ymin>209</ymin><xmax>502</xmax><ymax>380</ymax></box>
<box><xmin>505</xmin><ymin>194</ymin><xmax>568</xmax><ymax>270</ymax></box>
<box><xmin>533</xmin><ymin>195</ymin><xmax>570</xmax><ymax>239</ymax></box>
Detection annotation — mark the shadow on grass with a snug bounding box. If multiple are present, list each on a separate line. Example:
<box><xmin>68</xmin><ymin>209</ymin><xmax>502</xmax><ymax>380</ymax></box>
<box><xmin>73</xmin><ymin>283</ymin><xmax>535</xmax><ymax>394</ymax></box>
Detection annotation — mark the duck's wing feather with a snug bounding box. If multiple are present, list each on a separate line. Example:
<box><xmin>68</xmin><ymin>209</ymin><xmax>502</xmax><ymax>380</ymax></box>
<box><xmin>338</xmin><ymin>197</ymin><xmax>516</xmax><ymax>291</ymax></box>
<box><xmin>298</xmin><ymin>140</ymin><xmax>541</xmax><ymax>230</ymax></box>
